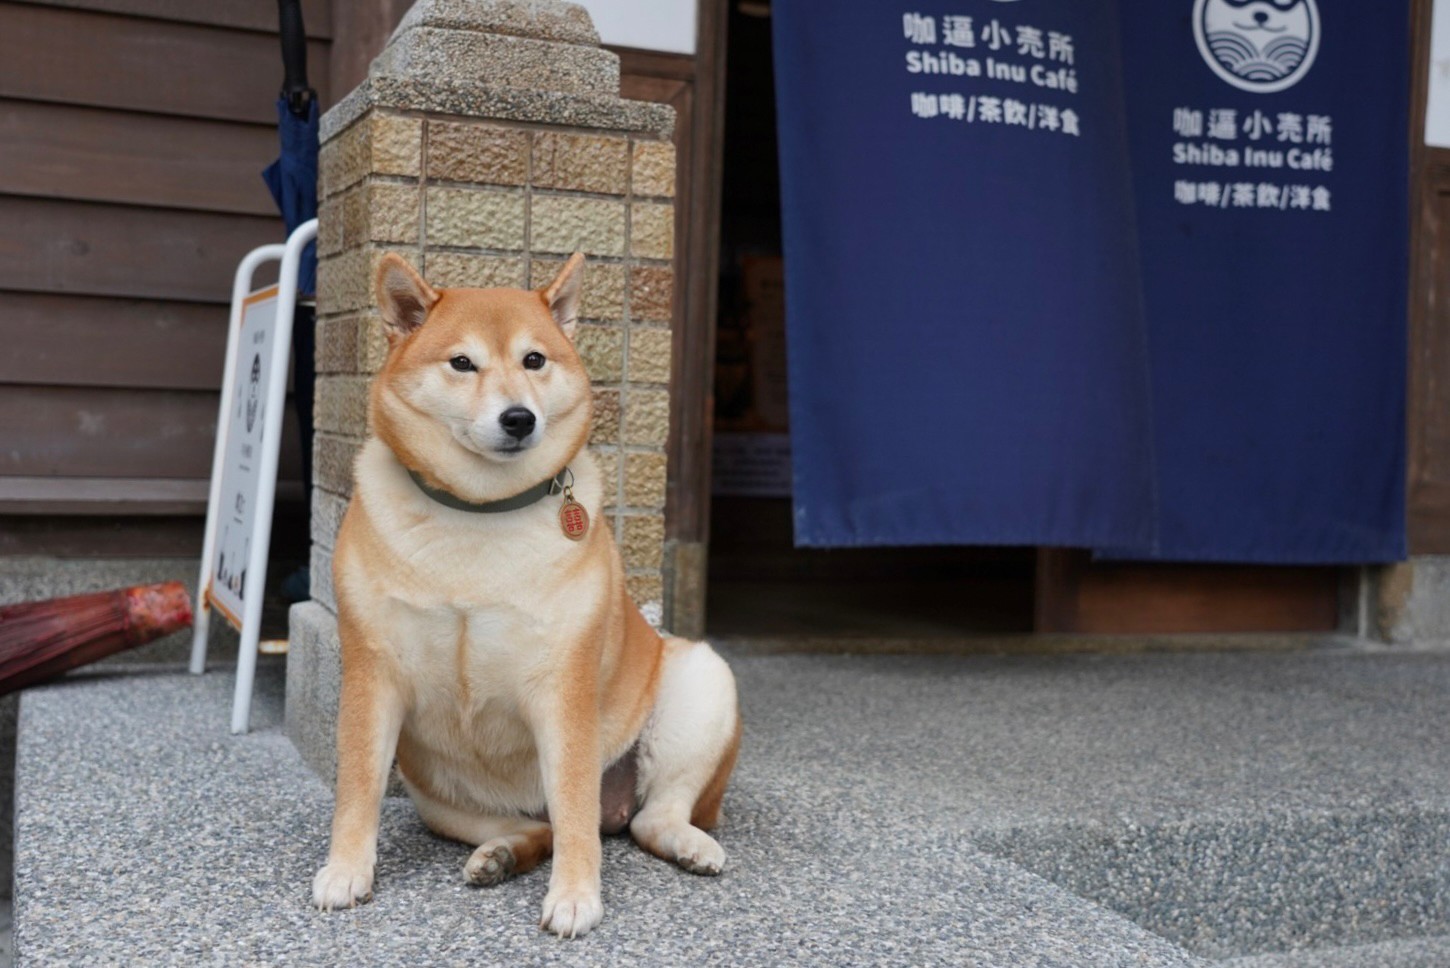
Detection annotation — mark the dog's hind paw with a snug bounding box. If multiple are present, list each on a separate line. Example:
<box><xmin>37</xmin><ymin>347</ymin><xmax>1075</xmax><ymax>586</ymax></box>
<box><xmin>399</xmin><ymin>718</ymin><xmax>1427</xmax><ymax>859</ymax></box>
<box><xmin>674</xmin><ymin>830</ymin><xmax>725</xmax><ymax>876</ymax></box>
<box><xmin>464</xmin><ymin>840</ymin><xmax>517</xmax><ymax>887</ymax></box>
<box><xmin>539</xmin><ymin>884</ymin><xmax>603</xmax><ymax>938</ymax></box>
<box><xmin>312</xmin><ymin>860</ymin><xmax>374</xmax><ymax>911</ymax></box>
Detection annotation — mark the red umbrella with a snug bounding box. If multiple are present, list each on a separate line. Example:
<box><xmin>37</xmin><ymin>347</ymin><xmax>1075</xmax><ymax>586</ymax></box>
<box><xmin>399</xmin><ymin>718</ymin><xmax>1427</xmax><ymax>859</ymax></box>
<box><xmin>0</xmin><ymin>583</ymin><xmax>193</xmax><ymax>695</ymax></box>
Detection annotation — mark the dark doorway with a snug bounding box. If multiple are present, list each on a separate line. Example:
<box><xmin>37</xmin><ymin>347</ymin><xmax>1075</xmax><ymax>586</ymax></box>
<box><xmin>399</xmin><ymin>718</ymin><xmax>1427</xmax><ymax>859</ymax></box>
<box><xmin>704</xmin><ymin>3</ymin><xmax>1036</xmax><ymax>641</ymax></box>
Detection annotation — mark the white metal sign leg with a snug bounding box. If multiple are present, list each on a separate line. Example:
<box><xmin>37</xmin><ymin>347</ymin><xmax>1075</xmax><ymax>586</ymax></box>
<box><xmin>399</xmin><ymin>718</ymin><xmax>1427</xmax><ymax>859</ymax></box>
<box><xmin>231</xmin><ymin>218</ymin><xmax>318</xmax><ymax>734</ymax></box>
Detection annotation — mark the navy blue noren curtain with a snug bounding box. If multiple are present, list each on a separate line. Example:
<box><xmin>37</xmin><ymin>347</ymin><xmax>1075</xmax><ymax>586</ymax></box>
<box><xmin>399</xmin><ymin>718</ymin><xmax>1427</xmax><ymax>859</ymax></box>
<box><xmin>773</xmin><ymin>0</ymin><xmax>1158</xmax><ymax>551</ymax></box>
<box><xmin>772</xmin><ymin>0</ymin><xmax>1408</xmax><ymax>563</ymax></box>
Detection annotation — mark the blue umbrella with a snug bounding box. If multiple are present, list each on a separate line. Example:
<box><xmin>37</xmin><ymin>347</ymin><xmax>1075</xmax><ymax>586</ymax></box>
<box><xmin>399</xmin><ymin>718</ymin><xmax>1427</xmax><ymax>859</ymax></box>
<box><xmin>261</xmin><ymin>96</ymin><xmax>317</xmax><ymax>295</ymax></box>
<box><xmin>261</xmin><ymin>0</ymin><xmax>318</xmax><ymax>603</ymax></box>
<box><xmin>261</xmin><ymin>0</ymin><xmax>317</xmax><ymax>295</ymax></box>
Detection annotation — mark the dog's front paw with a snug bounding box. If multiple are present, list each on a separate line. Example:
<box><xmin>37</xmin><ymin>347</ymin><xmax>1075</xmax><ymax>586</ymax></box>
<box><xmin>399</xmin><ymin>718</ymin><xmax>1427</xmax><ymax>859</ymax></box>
<box><xmin>312</xmin><ymin>860</ymin><xmax>374</xmax><ymax>911</ymax></box>
<box><xmin>539</xmin><ymin>883</ymin><xmax>603</xmax><ymax>938</ymax></box>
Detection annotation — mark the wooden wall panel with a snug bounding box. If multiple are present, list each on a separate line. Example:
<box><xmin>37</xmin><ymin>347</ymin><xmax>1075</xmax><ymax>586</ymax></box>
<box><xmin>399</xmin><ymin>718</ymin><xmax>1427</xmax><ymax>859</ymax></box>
<box><xmin>0</xmin><ymin>4</ymin><xmax>330</xmax><ymax>123</ymax></box>
<box><xmin>0</xmin><ymin>293</ymin><xmax>226</xmax><ymax>391</ymax></box>
<box><xmin>0</xmin><ymin>197</ymin><xmax>281</xmax><ymax>303</ymax></box>
<box><xmin>0</xmin><ymin>0</ymin><xmax>323</xmax><ymax>541</ymax></box>
<box><xmin>0</xmin><ymin>386</ymin><xmax>302</xmax><ymax>481</ymax></box>
<box><xmin>0</xmin><ymin>101</ymin><xmax>281</xmax><ymax>216</ymax></box>
<box><xmin>1035</xmin><ymin>550</ymin><xmax>1340</xmax><ymax>635</ymax></box>
<box><xmin>328</xmin><ymin>0</ymin><xmax>414</xmax><ymax>99</ymax></box>
<box><xmin>0</xmin><ymin>517</ymin><xmax>207</xmax><ymax>557</ymax></box>
<box><xmin>11</xmin><ymin>0</ymin><xmax>332</xmax><ymax>37</ymax></box>
<box><xmin>0</xmin><ymin>477</ymin><xmax>209</xmax><ymax>515</ymax></box>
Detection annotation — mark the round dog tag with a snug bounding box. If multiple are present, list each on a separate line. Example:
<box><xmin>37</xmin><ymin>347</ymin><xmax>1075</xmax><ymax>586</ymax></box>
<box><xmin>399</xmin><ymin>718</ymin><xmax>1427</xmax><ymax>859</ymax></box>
<box><xmin>559</xmin><ymin>491</ymin><xmax>589</xmax><ymax>541</ymax></box>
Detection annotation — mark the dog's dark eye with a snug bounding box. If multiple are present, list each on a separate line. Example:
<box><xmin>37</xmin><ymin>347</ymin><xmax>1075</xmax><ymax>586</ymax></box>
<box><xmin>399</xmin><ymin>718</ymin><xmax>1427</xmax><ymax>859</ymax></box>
<box><xmin>449</xmin><ymin>355</ymin><xmax>475</xmax><ymax>372</ymax></box>
<box><xmin>523</xmin><ymin>352</ymin><xmax>546</xmax><ymax>370</ymax></box>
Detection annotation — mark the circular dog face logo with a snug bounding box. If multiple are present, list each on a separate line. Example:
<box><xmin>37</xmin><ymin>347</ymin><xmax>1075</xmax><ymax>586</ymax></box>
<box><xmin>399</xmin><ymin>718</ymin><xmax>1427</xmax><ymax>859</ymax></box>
<box><xmin>1193</xmin><ymin>0</ymin><xmax>1320</xmax><ymax>94</ymax></box>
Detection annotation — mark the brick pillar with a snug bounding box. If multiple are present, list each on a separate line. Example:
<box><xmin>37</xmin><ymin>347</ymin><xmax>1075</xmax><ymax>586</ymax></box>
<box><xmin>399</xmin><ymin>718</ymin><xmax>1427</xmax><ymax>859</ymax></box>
<box><xmin>287</xmin><ymin>0</ymin><xmax>676</xmax><ymax>780</ymax></box>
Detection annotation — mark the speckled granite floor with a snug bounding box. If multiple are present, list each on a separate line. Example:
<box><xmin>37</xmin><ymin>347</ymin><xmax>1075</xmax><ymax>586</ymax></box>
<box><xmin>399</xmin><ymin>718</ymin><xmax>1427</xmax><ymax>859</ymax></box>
<box><xmin>14</xmin><ymin>650</ymin><xmax>1450</xmax><ymax>966</ymax></box>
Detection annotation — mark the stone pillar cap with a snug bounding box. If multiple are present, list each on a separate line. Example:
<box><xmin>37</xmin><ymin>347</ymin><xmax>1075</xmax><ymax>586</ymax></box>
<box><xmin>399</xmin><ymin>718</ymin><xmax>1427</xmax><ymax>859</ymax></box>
<box><xmin>372</xmin><ymin>0</ymin><xmax>618</xmax><ymax>95</ymax></box>
<box><xmin>322</xmin><ymin>0</ymin><xmax>674</xmax><ymax>141</ymax></box>
<box><xmin>390</xmin><ymin>0</ymin><xmax>601</xmax><ymax>47</ymax></box>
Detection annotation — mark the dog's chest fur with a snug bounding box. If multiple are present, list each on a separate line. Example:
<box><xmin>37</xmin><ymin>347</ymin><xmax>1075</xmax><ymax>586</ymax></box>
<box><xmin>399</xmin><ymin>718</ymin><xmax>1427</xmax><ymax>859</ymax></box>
<box><xmin>340</xmin><ymin>438</ymin><xmax>614</xmax><ymax>813</ymax></box>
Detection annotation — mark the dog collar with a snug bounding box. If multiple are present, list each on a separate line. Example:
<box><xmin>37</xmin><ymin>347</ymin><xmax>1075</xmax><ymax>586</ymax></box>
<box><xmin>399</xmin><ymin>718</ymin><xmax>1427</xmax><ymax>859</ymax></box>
<box><xmin>407</xmin><ymin>468</ymin><xmax>568</xmax><ymax>514</ymax></box>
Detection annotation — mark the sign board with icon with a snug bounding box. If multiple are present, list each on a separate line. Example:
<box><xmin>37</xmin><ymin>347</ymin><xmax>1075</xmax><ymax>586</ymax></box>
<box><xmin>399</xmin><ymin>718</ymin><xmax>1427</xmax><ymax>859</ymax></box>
<box><xmin>190</xmin><ymin>219</ymin><xmax>316</xmax><ymax>734</ymax></box>
<box><xmin>208</xmin><ymin>286</ymin><xmax>281</xmax><ymax>627</ymax></box>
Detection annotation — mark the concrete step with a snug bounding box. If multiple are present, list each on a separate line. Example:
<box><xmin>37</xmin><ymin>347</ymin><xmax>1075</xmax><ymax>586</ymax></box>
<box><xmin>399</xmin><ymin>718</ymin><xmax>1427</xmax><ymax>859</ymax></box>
<box><xmin>981</xmin><ymin>807</ymin><xmax>1450</xmax><ymax>960</ymax></box>
<box><xmin>14</xmin><ymin>650</ymin><xmax>1450</xmax><ymax>965</ymax></box>
<box><xmin>1219</xmin><ymin>934</ymin><xmax>1450</xmax><ymax>967</ymax></box>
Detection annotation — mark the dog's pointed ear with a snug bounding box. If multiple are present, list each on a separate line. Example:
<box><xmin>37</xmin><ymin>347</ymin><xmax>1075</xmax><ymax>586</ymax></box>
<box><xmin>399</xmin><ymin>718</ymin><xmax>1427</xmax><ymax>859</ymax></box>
<box><xmin>541</xmin><ymin>252</ymin><xmax>585</xmax><ymax>340</ymax></box>
<box><xmin>375</xmin><ymin>254</ymin><xmax>439</xmax><ymax>339</ymax></box>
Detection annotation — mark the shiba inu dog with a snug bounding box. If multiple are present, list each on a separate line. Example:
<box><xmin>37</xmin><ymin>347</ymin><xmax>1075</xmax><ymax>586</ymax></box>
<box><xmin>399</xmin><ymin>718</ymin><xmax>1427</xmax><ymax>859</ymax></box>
<box><xmin>311</xmin><ymin>253</ymin><xmax>741</xmax><ymax>938</ymax></box>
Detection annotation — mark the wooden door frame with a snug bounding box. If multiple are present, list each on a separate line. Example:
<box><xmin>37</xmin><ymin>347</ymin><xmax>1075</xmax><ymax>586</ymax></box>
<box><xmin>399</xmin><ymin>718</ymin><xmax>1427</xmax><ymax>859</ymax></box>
<box><xmin>1407</xmin><ymin>0</ymin><xmax>1450</xmax><ymax>550</ymax></box>
<box><xmin>660</xmin><ymin>0</ymin><xmax>729</xmax><ymax>638</ymax></box>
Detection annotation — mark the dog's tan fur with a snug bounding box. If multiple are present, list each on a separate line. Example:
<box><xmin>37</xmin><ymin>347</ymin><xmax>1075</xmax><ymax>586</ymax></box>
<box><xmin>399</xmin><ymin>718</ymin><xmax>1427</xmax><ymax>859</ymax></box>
<box><xmin>312</xmin><ymin>253</ymin><xmax>740</xmax><ymax>937</ymax></box>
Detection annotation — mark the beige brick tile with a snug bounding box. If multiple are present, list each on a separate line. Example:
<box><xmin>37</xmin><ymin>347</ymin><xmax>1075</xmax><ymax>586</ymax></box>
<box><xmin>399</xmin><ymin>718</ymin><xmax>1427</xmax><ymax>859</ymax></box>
<box><xmin>337</xmin><ymin>188</ymin><xmax>366</xmax><ymax>251</ymax></box>
<box><xmin>371</xmin><ymin>113</ymin><xmax>423</xmax><ymax>178</ymax></box>
<box><xmin>575</xmin><ymin>324</ymin><xmax>624</xmax><ymax>383</ymax></box>
<box><xmin>363</xmin><ymin>182</ymin><xmax>421</xmax><ymax>245</ymax></box>
<box><xmin>591</xmin><ymin>388</ymin><xmax>621</xmax><ymax>445</ymax></box>
<box><xmin>628</xmin><ymin>265</ymin><xmax>673</xmax><ymax>321</ymax></box>
<box><xmin>620</xmin><ymin>514</ymin><xmax>665</xmax><ymax>570</ymax></box>
<box><xmin>631</xmin><ymin>140</ymin><xmax>675</xmax><ymax>198</ymax></box>
<box><xmin>589</xmin><ymin>446</ymin><xmax>621</xmax><ymax>509</ymax></box>
<box><xmin>629</xmin><ymin>202</ymin><xmax>674</xmax><ymax>260</ymax></box>
<box><xmin>425</xmin><ymin>187</ymin><xmax>526</xmax><ymax>249</ymax></box>
<box><xmin>623</xmin><ymin>387</ymin><xmax>670</xmax><ymax>447</ymax></box>
<box><xmin>310</xmin><ymin>489</ymin><xmax>350</xmax><ymax>553</ymax></box>
<box><xmin>625</xmin><ymin>572</ymin><xmax>663</xmax><ymax>610</ymax></box>
<box><xmin>532</xmin><ymin>258</ymin><xmax>625</xmax><ymax>319</ymax></box>
<box><xmin>532</xmin><ymin>195</ymin><xmax>626</xmax><ymax>256</ymax></box>
<box><xmin>424</xmin><ymin>252</ymin><xmax>526</xmax><ymax>289</ymax></box>
<box><xmin>628</xmin><ymin>327</ymin><xmax>672</xmax><ymax>384</ymax></box>
<box><xmin>358</xmin><ymin>315</ymin><xmax>390</xmax><ymax>373</ymax></box>
<box><xmin>314</xmin><ymin>432</ymin><xmax>363</xmax><ymax>496</ymax></box>
<box><xmin>319</xmin><ymin>122</ymin><xmax>364</xmax><ymax>198</ymax></box>
<box><xmin>533</xmin><ymin>132</ymin><xmax>629</xmax><ymax>195</ymax></box>
<box><xmin>317</xmin><ymin>193</ymin><xmax>345</xmax><ymax>257</ymax></box>
<box><xmin>316</xmin><ymin>315</ymin><xmax>361</xmax><ymax>373</ymax></box>
<box><xmin>317</xmin><ymin>248</ymin><xmax>370</xmax><ymax>314</ymax></box>
<box><xmin>314</xmin><ymin>375</ymin><xmax>371</xmax><ymax>435</ymax></box>
<box><xmin>426</xmin><ymin>121</ymin><xmax>528</xmax><ymax>185</ymax></box>
<box><xmin>320</xmin><ymin>246</ymin><xmax>420</xmax><ymax>316</ymax></box>
<box><xmin>327</xmin><ymin>181</ymin><xmax>420</xmax><ymax>252</ymax></box>
<box><xmin>624</xmin><ymin>451</ymin><xmax>668</xmax><ymax>508</ymax></box>
<box><xmin>320</xmin><ymin>113</ymin><xmax>421</xmax><ymax>196</ymax></box>
<box><xmin>309</xmin><ymin>543</ymin><xmax>336</xmax><ymax>612</ymax></box>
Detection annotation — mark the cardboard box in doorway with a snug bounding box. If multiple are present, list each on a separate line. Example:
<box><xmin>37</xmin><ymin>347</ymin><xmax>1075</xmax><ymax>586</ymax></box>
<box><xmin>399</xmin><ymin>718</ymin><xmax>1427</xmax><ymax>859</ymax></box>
<box><xmin>713</xmin><ymin>255</ymin><xmax>791</xmax><ymax>496</ymax></box>
<box><xmin>741</xmin><ymin>255</ymin><xmax>789</xmax><ymax>432</ymax></box>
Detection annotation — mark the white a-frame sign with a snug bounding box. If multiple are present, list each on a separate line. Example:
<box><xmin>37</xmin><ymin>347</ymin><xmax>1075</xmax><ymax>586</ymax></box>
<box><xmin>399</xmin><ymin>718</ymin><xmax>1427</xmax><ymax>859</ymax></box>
<box><xmin>191</xmin><ymin>219</ymin><xmax>317</xmax><ymax>734</ymax></box>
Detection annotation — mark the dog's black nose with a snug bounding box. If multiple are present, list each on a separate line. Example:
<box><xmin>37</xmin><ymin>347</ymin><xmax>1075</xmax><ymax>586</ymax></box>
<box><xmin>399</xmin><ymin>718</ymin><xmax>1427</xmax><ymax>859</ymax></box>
<box><xmin>1253</xmin><ymin>10</ymin><xmax>1268</xmax><ymax>23</ymax></box>
<box><xmin>499</xmin><ymin>407</ymin><xmax>536</xmax><ymax>440</ymax></box>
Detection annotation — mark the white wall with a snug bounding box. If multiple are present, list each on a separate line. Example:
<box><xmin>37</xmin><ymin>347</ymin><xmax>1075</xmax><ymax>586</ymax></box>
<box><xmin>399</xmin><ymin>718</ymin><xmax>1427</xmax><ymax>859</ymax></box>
<box><xmin>575</xmin><ymin>0</ymin><xmax>696</xmax><ymax>55</ymax></box>
<box><xmin>1428</xmin><ymin>0</ymin><xmax>1450</xmax><ymax>147</ymax></box>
